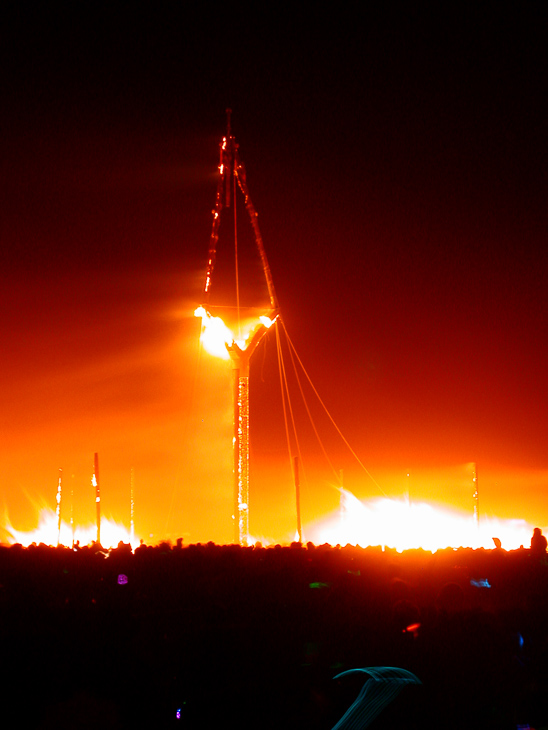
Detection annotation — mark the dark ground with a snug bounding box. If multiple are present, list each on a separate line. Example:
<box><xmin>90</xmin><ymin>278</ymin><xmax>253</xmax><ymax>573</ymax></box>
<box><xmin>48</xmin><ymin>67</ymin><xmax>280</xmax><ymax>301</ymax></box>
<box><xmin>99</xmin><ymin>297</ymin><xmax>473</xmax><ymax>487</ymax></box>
<box><xmin>1</xmin><ymin>540</ymin><xmax>547</xmax><ymax>729</ymax></box>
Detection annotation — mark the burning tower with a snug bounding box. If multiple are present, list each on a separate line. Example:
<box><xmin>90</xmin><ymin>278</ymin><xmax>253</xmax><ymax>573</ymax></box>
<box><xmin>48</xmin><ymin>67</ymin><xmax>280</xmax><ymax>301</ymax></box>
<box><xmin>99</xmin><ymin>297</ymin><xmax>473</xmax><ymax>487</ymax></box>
<box><xmin>195</xmin><ymin>112</ymin><xmax>279</xmax><ymax>545</ymax></box>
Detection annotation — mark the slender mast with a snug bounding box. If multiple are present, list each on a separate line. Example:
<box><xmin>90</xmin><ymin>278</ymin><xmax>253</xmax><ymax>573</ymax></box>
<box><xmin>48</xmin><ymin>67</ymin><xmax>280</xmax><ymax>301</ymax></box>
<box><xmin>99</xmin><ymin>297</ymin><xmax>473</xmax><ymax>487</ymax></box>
<box><xmin>294</xmin><ymin>456</ymin><xmax>303</xmax><ymax>543</ymax></box>
<box><xmin>227</xmin><ymin>328</ymin><xmax>269</xmax><ymax>545</ymax></box>
<box><xmin>473</xmin><ymin>463</ymin><xmax>479</xmax><ymax>529</ymax></box>
<box><xmin>130</xmin><ymin>467</ymin><xmax>135</xmax><ymax>545</ymax></box>
<box><xmin>56</xmin><ymin>468</ymin><xmax>62</xmax><ymax>546</ymax></box>
<box><xmin>199</xmin><ymin>112</ymin><xmax>279</xmax><ymax>545</ymax></box>
<box><xmin>70</xmin><ymin>479</ymin><xmax>75</xmax><ymax>548</ymax></box>
<box><xmin>92</xmin><ymin>453</ymin><xmax>101</xmax><ymax>545</ymax></box>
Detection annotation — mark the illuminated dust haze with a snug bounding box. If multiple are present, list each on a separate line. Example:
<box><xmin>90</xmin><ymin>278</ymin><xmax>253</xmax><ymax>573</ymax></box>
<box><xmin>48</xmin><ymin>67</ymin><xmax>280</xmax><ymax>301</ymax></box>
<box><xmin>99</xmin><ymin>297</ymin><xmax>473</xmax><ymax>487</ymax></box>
<box><xmin>1</xmin><ymin>6</ymin><xmax>547</xmax><ymax>547</ymax></box>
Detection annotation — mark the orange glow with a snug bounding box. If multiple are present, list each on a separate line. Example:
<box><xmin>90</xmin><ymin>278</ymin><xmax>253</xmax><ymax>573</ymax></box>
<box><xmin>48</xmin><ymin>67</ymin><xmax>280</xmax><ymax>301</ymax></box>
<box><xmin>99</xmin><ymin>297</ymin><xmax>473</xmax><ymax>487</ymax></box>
<box><xmin>194</xmin><ymin>306</ymin><xmax>276</xmax><ymax>360</ymax></box>
<box><xmin>194</xmin><ymin>306</ymin><xmax>232</xmax><ymax>359</ymax></box>
<box><xmin>5</xmin><ymin>496</ymin><xmax>542</xmax><ymax>553</ymax></box>
<box><xmin>2</xmin><ymin>137</ymin><xmax>546</xmax><ymax>550</ymax></box>
<box><xmin>5</xmin><ymin>507</ymin><xmax>140</xmax><ymax>550</ymax></box>
<box><xmin>259</xmin><ymin>315</ymin><xmax>275</xmax><ymax>328</ymax></box>
<box><xmin>306</xmin><ymin>489</ymin><xmax>544</xmax><ymax>552</ymax></box>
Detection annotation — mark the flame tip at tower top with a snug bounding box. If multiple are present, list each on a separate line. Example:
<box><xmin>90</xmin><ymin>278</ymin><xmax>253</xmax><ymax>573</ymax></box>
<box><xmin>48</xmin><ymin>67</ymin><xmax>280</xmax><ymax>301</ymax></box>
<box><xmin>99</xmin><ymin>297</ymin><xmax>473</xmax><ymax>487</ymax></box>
<box><xmin>195</xmin><ymin>306</ymin><xmax>278</xmax><ymax>360</ymax></box>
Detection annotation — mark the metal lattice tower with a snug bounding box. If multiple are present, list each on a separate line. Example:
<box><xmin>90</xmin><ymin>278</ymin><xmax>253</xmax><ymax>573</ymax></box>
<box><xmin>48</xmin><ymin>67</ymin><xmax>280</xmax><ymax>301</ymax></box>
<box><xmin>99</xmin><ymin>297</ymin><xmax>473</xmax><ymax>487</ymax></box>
<box><xmin>197</xmin><ymin>112</ymin><xmax>279</xmax><ymax>545</ymax></box>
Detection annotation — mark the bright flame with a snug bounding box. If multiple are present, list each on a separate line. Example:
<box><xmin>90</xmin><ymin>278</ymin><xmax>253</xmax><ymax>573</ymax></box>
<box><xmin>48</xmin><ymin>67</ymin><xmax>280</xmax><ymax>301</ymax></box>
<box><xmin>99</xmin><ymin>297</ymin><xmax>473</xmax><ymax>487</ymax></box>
<box><xmin>194</xmin><ymin>306</ymin><xmax>232</xmax><ymax>359</ymax></box>
<box><xmin>194</xmin><ymin>307</ymin><xmax>275</xmax><ymax>360</ymax></box>
<box><xmin>259</xmin><ymin>315</ymin><xmax>274</xmax><ymax>328</ymax></box>
<box><xmin>308</xmin><ymin>490</ymin><xmax>543</xmax><ymax>552</ymax></box>
<box><xmin>5</xmin><ymin>508</ymin><xmax>140</xmax><ymax>550</ymax></box>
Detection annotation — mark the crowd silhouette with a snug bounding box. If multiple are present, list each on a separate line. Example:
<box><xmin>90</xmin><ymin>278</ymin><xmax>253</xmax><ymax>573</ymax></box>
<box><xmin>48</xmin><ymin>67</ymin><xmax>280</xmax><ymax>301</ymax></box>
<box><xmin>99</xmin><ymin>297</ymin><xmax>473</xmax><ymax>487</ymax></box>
<box><xmin>1</xmin><ymin>532</ymin><xmax>547</xmax><ymax>729</ymax></box>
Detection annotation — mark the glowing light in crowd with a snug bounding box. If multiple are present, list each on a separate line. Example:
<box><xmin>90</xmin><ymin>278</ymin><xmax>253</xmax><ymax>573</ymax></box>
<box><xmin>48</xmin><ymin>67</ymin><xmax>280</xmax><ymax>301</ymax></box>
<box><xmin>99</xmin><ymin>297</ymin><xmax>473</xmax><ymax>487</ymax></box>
<box><xmin>5</xmin><ymin>508</ymin><xmax>140</xmax><ymax>550</ymax></box>
<box><xmin>308</xmin><ymin>490</ymin><xmax>543</xmax><ymax>552</ymax></box>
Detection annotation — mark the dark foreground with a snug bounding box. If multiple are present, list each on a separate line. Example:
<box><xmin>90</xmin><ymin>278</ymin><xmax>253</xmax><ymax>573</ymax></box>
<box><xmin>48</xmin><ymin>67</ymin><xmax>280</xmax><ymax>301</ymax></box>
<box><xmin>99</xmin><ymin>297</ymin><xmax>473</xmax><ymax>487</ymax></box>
<box><xmin>1</xmin><ymin>540</ymin><xmax>547</xmax><ymax>729</ymax></box>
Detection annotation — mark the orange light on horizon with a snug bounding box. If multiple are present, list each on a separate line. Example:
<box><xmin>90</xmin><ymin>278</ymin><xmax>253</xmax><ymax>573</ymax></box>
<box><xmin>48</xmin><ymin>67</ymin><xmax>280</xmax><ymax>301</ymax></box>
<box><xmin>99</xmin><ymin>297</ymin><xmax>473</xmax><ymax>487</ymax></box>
<box><xmin>4</xmin><ymin>494</ymin><xmax>546</xmax><ymax>553</ymax></box>
<box><xmin>305</xmin><ymin>490</ymin><xmax>544</xmax><ymax>552</ymax></box>
<box><xmin>4</xmin><ymin>508</ymin><xmax>141</xmax><ymax>550</ymax></box>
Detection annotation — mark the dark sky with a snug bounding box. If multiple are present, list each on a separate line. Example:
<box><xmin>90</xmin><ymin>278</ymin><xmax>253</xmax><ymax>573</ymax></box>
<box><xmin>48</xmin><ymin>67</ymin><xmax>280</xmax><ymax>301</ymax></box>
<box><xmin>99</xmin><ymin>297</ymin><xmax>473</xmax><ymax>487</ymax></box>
<box><xmin>1</xmin><ymin>5</ymin><xmax>547</xmax><ymax>543</ymax></box>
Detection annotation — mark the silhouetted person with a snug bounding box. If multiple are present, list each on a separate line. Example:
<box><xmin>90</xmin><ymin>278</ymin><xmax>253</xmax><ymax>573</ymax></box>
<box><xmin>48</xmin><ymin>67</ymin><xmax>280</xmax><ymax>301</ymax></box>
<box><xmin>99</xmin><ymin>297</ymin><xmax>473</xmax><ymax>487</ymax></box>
<box><xmin>530</xmin><ymin>527</ymin><xmax>547</xmax><ymax>558</ymax></box>
<box><xmin>437</xmin><ymin>582</ymin><xmax>465</xmax><ymax>613</ymax></box>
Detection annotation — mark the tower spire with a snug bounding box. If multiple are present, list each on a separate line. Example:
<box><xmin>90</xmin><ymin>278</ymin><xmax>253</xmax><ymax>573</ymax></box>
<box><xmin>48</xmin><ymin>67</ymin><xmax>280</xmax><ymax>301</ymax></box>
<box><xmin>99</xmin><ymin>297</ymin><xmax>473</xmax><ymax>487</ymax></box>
<box><xmin>196</xmin><ymin>117</ymin><xmax>279</xmax><ymax>545</ymax></box>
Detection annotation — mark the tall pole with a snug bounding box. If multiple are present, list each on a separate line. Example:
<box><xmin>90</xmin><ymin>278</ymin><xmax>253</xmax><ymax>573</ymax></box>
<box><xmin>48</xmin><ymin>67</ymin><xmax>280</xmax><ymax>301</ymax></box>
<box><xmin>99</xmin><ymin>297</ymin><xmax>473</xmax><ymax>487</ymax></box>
<box><xmin>294</xmin><ymin>456</ymin><xmax>303</xmax><ymax>543</ymax></box>
<box><xmin>339</xmin><ymin>468</ymin><xmax>345</xmax><ymax>528</ymax></box>
<box><xmin>199</xmin><ymin>114</ymin><xmax>279</xmax><ymax>546</ymax></box>
<box><xmin>130</xmin><ymin>467</ymin><xmax>135</xmax><ymax>545</ymax></box>
<box><xmin>70</xmin><ymin>480</ymin><xmax>75</xmax><ymax>548</ymax></box>
<box><xmin>233</xmin><ymin>366</ymin><xmax>250</xmax><ymax>545</ymax></box>
<box><xmin>227</xmin><ymin>326</ymin><xmax>270</xmax><ymax>546</ymax></box>
<box><xmin>92</xmin><ymin>453</ymin><xmax>101</xmax><ymax>545</ymax></box>
<box><xmin>473</xmin><ymin>463</ymin><xmax>479</xmax><ymax>529</ymax></box>
<box><xmin>56</xmin><ymin>468</ymin><xmax>62</xmax><ymax>546</ymax></box>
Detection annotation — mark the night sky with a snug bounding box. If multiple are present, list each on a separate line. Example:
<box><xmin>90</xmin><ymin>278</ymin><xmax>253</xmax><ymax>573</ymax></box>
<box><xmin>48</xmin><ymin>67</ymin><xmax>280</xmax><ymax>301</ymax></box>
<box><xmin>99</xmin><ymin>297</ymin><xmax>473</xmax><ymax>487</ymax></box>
<box><xmin>2</xmin><ymin>5</ymin><xmax>547</xmax><ymax>544</ymax></box>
